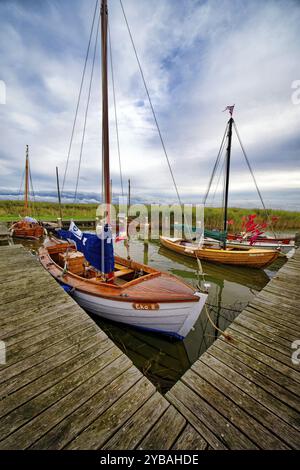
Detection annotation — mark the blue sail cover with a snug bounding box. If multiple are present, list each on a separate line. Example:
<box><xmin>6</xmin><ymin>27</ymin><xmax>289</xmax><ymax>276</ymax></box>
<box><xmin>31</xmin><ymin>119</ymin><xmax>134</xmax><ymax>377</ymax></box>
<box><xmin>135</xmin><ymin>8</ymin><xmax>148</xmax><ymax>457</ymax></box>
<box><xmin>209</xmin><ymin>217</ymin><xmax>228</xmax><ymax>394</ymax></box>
<box><xmin>57</xmin><ymin>222</ymin><xmax>114</xmax><ymax>274</ymax></box>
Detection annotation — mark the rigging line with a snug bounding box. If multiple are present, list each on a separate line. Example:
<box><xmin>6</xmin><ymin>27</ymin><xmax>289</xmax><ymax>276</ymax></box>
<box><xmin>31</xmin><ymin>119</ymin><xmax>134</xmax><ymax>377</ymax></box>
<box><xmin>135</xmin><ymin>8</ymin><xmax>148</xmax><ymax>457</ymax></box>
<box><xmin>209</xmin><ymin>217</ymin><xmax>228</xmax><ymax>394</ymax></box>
<box><xmin>211</xmin><ymin>149</ymin><xmax>226</xmax><ymax>205</ymax></box>
<box><xmin>108</xmin><ymin>20</ymin><xmax>124</xmax><ymax>197</ymax></box>
<box><xmin>73</xmin><ymin>8</ymin><xmax>101</xmax><ymax>205</ymax></box>
<box><xmin>119</xmin><ymin>0</ymin><xmax>183</xmax><ymax>209</ymax></box>
<box><xmin>28</xmin><ymin>161</ymin><xmax>37</xmax><ymax>217</ymax></box>
<box><xmin>233</xmin><ymin>121</ymin><xmax>276</xmax><ymax>236</ymax></box>
<box><xmin>18</xmin><ymin>168</ymin><xmax>25</xmax><ymax>201</ymax></box>
<box><xmin>203</xmin><ymin>123</ymin><xmax>228</xmax><ymax>205</ymax></box>
<box><xmin>62</xmin><ymin>0</ymin><xmax>99</xmax><ymax>195</ymax></box>
<box><xmin>120</xmin><ymin>1</ymin><xmax>229</xmax><ymax>327</ymax></box>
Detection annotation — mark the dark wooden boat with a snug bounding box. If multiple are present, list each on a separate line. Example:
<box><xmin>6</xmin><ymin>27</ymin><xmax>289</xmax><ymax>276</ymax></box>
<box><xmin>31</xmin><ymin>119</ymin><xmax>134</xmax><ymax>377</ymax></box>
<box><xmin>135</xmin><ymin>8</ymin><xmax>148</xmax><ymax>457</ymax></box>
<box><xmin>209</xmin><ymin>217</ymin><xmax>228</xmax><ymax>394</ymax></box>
<box><xmin>10</xmin><ymin>145</ymin><xmax>44</xmax><ymax>240</ymax></box>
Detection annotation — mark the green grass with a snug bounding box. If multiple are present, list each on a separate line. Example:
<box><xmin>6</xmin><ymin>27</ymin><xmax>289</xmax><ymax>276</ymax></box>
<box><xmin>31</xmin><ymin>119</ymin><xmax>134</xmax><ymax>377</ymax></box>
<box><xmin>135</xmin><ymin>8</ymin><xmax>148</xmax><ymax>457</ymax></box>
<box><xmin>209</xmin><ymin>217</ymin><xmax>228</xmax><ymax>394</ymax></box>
<box><xmin>0</xmin><ymin>200</ymin><xmax>299</xmax><ymax>230</ymax></box>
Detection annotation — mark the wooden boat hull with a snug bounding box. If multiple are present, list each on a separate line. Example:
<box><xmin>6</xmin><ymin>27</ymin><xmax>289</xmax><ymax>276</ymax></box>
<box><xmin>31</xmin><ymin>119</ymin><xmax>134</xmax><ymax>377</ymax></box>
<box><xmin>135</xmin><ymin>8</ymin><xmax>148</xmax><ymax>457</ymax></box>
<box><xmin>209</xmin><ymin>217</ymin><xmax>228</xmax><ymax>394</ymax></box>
<box><xmin>71</xmin><ymin>289</ymin><xmax>205</xmax><ymax>339</ymax></box>
<box><xmin>160</xmin><ymin>236</ymin><xmax>279</xmax><ymax>268</ymax></box>
<box><xmin>227</xmin><ymin>233</ymin><xmax>295</xmax><ymax>245</ymax></box>
<box><xmin>38</xmin><ymin>240</ymin><xmax>207</xmax><ymax>339</ymax></box>
<box><xmin>224</xmin><ymin>239</ymin><xmax>293</xmax><ymax>254</ymax></box>
<box><xmin>10</xmin><ymin>221</ymin><xmax>44</xmax><ymax>240</ymax></box>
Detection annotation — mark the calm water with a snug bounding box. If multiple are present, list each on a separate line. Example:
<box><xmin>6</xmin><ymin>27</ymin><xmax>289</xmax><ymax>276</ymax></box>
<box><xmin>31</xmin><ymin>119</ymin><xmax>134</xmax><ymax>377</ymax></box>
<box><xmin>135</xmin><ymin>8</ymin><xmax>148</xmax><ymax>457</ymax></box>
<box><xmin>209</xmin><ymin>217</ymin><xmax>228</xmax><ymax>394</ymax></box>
<box><xmin>11</xmin><ymin>235</ymin><xmax>287</xmax><ymax>394</ymax></box>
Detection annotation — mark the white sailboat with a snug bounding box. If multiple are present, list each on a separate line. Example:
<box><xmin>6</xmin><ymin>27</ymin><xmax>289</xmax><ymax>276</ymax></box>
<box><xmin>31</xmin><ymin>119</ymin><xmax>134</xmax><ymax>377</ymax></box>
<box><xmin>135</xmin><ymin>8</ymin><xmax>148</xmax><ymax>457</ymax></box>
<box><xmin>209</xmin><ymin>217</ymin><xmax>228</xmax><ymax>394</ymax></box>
<box><xmin>39</xmin><ymin>0</ymin><xmax>207</xmax><ymax>340</ymax></box>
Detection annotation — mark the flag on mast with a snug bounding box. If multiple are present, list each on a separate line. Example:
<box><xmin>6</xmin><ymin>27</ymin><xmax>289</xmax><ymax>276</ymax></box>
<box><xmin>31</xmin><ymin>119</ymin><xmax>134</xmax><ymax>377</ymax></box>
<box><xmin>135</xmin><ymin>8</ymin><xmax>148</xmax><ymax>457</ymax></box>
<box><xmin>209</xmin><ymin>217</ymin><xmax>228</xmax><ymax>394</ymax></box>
<box><xmin>222</xmin><ymin>105</ymin><xmax>235</xmax><ymax>115</ymax></box>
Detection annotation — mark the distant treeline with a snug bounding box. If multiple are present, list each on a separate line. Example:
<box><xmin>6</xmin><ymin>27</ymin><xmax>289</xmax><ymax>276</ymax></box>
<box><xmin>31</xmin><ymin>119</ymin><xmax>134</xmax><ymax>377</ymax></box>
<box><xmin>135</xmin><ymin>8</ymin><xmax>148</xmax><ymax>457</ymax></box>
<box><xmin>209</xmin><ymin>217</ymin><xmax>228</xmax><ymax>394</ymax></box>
<box><xmin>0</xmin><ymin>200</ymin><xmax>299</xmax><ymax>230</ymax></box>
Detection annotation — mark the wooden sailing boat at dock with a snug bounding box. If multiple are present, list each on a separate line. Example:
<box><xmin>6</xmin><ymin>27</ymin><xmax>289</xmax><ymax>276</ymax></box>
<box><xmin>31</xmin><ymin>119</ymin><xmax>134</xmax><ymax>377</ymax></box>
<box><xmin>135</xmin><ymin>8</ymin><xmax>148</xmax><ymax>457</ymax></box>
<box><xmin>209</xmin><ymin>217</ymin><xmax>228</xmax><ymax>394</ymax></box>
<box><xmin>38</xmin><ymin>0</ymin><xmax>207</xmax><ymax>339</ymax></box>
<box><xmin>160</xmin><ymin>108</ymin><xmax>280</xmax><ymax>268</ymax></box>
<box><xmin>10</xmin><ymin>145</ymin><xmax>44</xmax><ymax>240</ymax></box>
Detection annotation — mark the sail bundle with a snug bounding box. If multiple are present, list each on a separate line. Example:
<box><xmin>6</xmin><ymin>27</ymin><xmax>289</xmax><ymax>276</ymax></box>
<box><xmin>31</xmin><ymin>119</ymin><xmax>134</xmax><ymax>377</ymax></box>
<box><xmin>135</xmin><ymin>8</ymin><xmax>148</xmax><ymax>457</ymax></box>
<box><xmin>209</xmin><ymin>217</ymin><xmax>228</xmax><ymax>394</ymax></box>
<box><xmin>57</xmin><ymin>222</ymin><xmax>114</xmax><ymax>274</ymax></box>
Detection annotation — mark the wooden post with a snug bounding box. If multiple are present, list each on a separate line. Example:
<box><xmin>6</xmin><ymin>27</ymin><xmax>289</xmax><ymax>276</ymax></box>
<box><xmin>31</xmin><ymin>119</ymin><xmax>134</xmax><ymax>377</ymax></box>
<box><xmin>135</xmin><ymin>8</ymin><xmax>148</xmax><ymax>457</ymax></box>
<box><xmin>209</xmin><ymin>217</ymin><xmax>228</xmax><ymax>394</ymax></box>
<box><xmin>128</xmin><ymin>178</ymin><xmax>131</xmax><ymax>207</ymax></box>
<box><xmin>101</xmin><ymin>0</ymin><xmax>111</xmax><ymax>218</ymax></box>
<box><xmin>223</xmin><ymin>117</ymin><xmax>233</xmax><ymax>249</ymax></box>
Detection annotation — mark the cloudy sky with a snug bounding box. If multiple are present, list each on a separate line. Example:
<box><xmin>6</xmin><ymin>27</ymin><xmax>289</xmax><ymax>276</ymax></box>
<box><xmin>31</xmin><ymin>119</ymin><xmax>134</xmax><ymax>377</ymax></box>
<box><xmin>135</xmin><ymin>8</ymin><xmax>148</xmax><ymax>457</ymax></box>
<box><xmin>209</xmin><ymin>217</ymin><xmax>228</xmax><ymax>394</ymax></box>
<box><xmin>0</xmin><ymin>0</ymin><xmax>299</xmax><ymax>209</ymax></box>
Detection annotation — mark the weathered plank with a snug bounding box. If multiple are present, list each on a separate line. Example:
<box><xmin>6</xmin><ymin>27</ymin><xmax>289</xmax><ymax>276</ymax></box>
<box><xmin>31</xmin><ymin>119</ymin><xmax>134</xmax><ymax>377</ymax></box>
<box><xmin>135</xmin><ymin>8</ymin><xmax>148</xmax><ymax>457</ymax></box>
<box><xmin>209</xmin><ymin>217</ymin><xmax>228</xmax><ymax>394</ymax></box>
<box><xmin>172</xmin><ymin>424</ymin><xmax>208</xmax><ymax>450</ymax></box>
<box><xmin>30</xmin><ymin>365</ymin><xmax>142</xmax><ymax>450</ymax></box>
<box><xmin>182</xmin><ymin>368</ymin><xmax>288</xmax><ymax>449</ymax></box>
<box><xmin>66</xmin><ymin>377</ymin><xmax>156</xmax><ymax>449</ymax></box>
<box><xmin>0</xmin><ymin>354</ymin><xmax>133</xmax><ymax>450</ymax></box>
<box><xmin>103</xmin><ymin>392</ymin><xmax>170</xmax><ymax>450</ymax></box>
<box><xmin>168</xmin><ymin>380</ymin><xmax>257</xmax><ymax>449</ymax></box>
<box><xmin>138</xmin><ymin>405</ymin><xmax>186</xmax><ymax>450</ymax></box>
<box><xmin>167</xmin><ymin>247</ymin><xmax>300</xmax><ymax>450</ymax></box>
<box><xmin>214</xmin><ymin>339</ymin><xmax>300</xmax><ymax>409</ymax></box>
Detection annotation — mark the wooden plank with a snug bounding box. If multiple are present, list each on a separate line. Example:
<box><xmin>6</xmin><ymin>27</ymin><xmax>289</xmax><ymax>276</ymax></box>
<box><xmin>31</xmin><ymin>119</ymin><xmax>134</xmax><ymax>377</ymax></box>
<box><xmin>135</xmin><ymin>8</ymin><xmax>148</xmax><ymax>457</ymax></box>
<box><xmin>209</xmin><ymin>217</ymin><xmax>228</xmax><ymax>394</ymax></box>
<box><xmin>167</xmin><ymin>381</ymin><xmax>257</xmax><ymax>449</ymax></box>
<box><xmin>0</xmin><ymin>325</ymin><xmax>103</xmax><ymax>397</ymax></box>
<box><xmin>0</xmin><ymin>354</ymin><xmax>132</xmax><ymax>450</ymax></box>
<box><xmin>103</xmin><ymin>392</ymin><xmax>169</xmax><ymax>450</ymax></box>
<box><xmin>0</xmin><ymin>295</ymin><xmax>75</xmax><ymax>326</ymax></box>
<box><xmin>228</xmin><ymin>323</ymin><xmax>300</xmax><ymax>374</ymax></box>
<box><xmin>138</xmin><ymin>405</ymin><xmax>186</xmax><ymax>450</ymax></box>
<box><xmin>182</xmin><ymin>368</ymin><xmax>288</xmax><ymax>449</ymax></box>
<box><xmin>218</xmin><ymin>333</ymin><xmax>300</xmax><ymax>397</ymax></box>
<box><xmin>0</xmin><ymin>335</ymin><xmax>112</xmax><ymax>423</ymax></box>
<box><xmin>191</xmin><ymin>358</ymin><xmax>299</xmax><ymax>449</ymax></box>
<box><xmin>250</xmin><ymin>297</ymin><xmax>299</xmax><ymax>316</ymax></box>
<box><xmin>0</xmin><ymin>289</ymin><xmax>74</xmax><ymax>319</ymax></box>
<box><xmin>0</xmin><ymin>341</ymin><xmax>119</xmax><ymax>443</ymax></box>
<box><xmin>264</xmin><ymin>285</ymin><xmax>300</xmax><ymax>301</ymax></box>
<box><xmin>257</xmin><ymin>289</ymin><xmax>300</xmax><ymax>309</ymax></box>
<box><xmin>1</xmin><ymin>309</ymin><xmax>90</xmax><ymax>346</ymax></box>
<box><xmin>246</xmin><ymin>304</ymin><xmax>300</xmax><ymax>329</ymax></box>
<box><xmin>172</xmin><ymin>424</ymin><xmax>207</xmax><ymax>450</ymax></box>
<box><xmin>29</xmin><ymin>365</ymin><xmax>142</xmax><ymax>450</ymax></box>
<box><xmin>240</xmin><ymin>309</ymin><xmax>300</xmax><ymax>337</ymax></box>
<box><xmin>166</xmin><ymin>389</ymin><xmax>225</xmax><ymax>449</ymax></box>
<box><xmin>0</xmin><ymin>319</ymin><xmax>95</xmax><ymax>373</ymax></box>
<box><xmin>0</xmin><ymin>304</ymin><xmax>89</xmax><ymax>338</ymax></box>
<box><xmin>232</xmin><ymin>310</ymin><xmax>295</xmax><ymax>352</ymax></box>
<box><xmin>214</xmin><ymin>339</ymin><xmax>300</xmax><ymax>408</ymax></box>
<box><xmin>66</xmin><ymin>377</ymin><xmax>156</xmax><ymax>449</ymax></box>
<box><xmin>199</xmin><ymin>354</ymin><xmax>300</xmax><ymax>437</ymax></box>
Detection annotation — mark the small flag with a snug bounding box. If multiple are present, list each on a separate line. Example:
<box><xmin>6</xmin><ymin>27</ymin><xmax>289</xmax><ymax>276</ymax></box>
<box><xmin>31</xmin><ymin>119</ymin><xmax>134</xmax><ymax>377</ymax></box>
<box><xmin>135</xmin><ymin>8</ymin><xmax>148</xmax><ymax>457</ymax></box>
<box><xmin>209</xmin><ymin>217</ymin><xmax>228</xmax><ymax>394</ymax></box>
<box><xmin>115</xmin><ymin>231</ymin><xmax>127</xmax><ymax>243</ymax></box>
<box><xmin>222</xmin><ymin>105</ymin><xmax>235</xmax><ymax>115</ymax></box>
<box><xmin>69</xmin><ymin>221</ymin><xmax>83</xmax><ymax>240</ymax></box>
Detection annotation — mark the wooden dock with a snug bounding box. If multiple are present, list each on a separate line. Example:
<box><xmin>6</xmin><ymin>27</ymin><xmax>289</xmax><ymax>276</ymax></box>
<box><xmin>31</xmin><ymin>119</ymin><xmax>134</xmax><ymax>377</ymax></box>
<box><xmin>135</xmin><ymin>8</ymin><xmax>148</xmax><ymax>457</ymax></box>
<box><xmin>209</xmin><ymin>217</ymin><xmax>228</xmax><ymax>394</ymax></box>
<box><xmin>166</xmin><ymin>248</ymin><xmax>300</xmax><ymax>449</ymax></box>
<box><xmin>0</xmin><ymin>222</ymin><xmax>9</xmax><ymax>242</ymax></box>
<box><xmin>0</xmin><ymin>245</ymin><xmax>204</xmax><ymax>450</ymax></box>
<box><xmin>0</xmin><ymin>244</ymin><xmax>299</xmax><ymax>450</ymax></box>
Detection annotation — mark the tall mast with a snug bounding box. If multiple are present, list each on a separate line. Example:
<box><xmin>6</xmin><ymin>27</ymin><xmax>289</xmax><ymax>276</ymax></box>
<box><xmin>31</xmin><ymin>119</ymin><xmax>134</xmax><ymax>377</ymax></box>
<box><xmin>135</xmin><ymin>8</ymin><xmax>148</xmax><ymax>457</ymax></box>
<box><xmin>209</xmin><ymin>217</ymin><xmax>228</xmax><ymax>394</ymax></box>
<box><xmin>223</xmin><ymin>116</ymin><xmax>233</xmax><ymax>249</ymax></box>
<box><xmin>101</xmin><ymin>0</ymin><xmax>110</xmax><ymax>212</ymax></box>
<box><xmin>24</xmin><ymin>145</ymin><xmax>29</xmax><ymax>216</ymax></box>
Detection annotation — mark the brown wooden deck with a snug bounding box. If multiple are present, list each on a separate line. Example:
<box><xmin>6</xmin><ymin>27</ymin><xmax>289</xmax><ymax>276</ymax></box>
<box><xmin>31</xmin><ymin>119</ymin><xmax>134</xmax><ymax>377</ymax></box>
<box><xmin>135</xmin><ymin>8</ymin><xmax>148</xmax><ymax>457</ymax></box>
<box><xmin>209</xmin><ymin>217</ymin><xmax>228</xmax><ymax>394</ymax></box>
<box><xmin>0</xmin><ymin>244</ymin><xmax>299</xmax><ymax>450</ymax></box>
<box><xmin>166</xmin><ymin>247</ymin><xmax>300</xmax><ymax>449</ymax></box>
<box><xmin>0</xmin><ymin>245</ymin><xmax>203</xmax><ymax>450</ymax></box>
